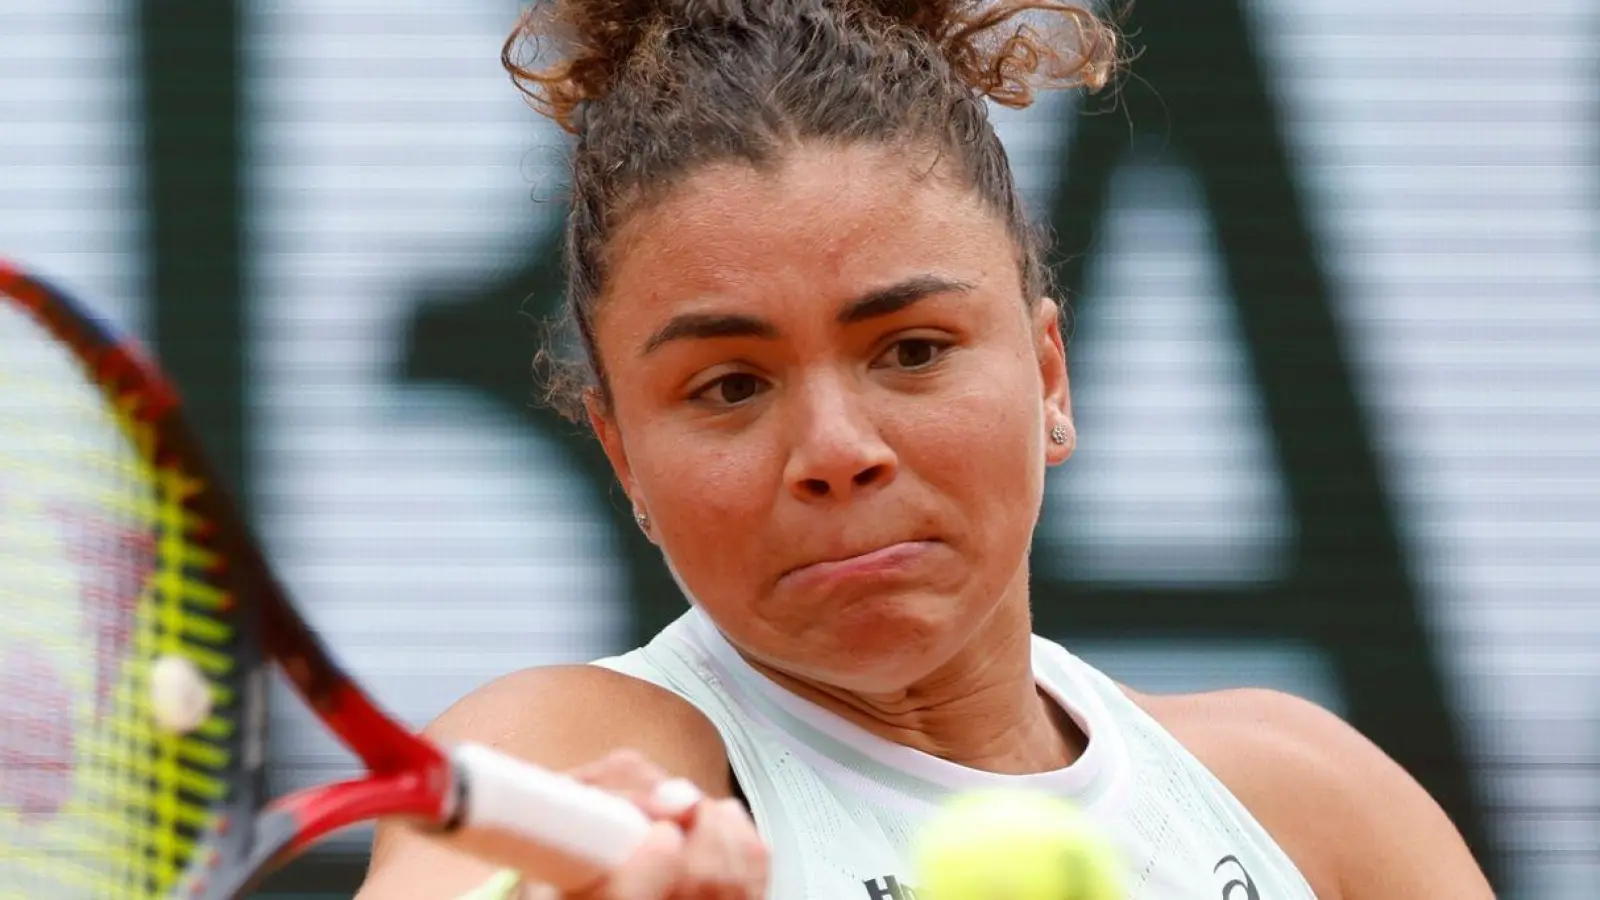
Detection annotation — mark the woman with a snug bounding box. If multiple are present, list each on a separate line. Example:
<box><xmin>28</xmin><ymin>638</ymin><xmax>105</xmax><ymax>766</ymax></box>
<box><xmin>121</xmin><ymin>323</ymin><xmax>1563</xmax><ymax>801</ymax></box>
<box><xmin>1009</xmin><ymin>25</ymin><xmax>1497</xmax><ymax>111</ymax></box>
<box><xmin>357</xmin><ymin>1</ymin><xmax>1494</xmax><ymax>898</ymax></box>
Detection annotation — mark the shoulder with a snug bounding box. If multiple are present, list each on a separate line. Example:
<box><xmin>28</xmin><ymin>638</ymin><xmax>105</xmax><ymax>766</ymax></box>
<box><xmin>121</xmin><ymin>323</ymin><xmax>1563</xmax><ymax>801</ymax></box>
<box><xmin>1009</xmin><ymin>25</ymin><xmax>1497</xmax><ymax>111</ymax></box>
<box><xmin>359</xmin><ymin>664</ymin><xmax>732</xmax><ymax>895</ymax></box>
<box><xmin>424</xmin><ymin>663</ymin><xmax>733</xmax><ymax>795</ymax></box>
<box><xmin>1130</xmin><ymin>687</ymin><xmax>1492</xmax><ymax>900</ymax></box>
<box><xmin>1129</xmin><ymin>688</ymin><xmax>1347</xmax><ymax>894</ymax></box>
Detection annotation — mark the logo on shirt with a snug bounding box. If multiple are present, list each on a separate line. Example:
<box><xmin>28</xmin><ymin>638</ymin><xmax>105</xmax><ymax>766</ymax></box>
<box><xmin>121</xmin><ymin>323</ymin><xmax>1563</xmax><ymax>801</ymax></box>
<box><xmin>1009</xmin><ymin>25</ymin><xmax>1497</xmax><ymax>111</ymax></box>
<box><xmin>863</xmin><ymin>875</ymin><xmax>920</xmax><ymax>900</ymax></box>
<box><xmin>864</xmin><ymin>854</ymin><xmax>1262</xmax><ymax>900</ymax></box>
<box><xmin>1214</xmin><ymin>855</ymin><xmax>1261</xmax><ymax>900</ymax></box>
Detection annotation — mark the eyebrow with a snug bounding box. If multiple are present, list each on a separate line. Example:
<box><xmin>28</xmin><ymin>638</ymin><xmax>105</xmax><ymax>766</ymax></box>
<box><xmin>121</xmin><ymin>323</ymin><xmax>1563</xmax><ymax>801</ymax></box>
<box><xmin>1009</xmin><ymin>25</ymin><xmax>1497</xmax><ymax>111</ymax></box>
<box><xmin>639</xmin><ymin>274</ymin><xmax>975</xmax><ymax>356</ymax></box>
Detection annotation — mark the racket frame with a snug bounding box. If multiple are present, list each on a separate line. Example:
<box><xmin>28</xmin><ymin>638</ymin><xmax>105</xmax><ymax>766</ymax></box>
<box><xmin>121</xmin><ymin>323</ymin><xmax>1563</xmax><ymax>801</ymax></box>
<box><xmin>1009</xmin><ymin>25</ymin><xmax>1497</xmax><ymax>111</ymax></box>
<box><xmin>1</xmin><ymin>263</ymin><xmax>455</xmax><ymax>897</ymax></box>
<box><xmin>1</xmin><ymin>260</ymin><xmax>652</xmax><ymax>899</ymax></box>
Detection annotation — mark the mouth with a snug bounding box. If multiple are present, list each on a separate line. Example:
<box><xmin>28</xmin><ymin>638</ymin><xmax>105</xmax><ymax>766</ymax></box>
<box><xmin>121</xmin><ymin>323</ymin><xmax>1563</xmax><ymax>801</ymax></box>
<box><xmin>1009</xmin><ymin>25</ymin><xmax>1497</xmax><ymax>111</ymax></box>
<box><xmin>778</xmin><ymin>539</ymin><xmax>942</xmax><ymax>590</ymax></box>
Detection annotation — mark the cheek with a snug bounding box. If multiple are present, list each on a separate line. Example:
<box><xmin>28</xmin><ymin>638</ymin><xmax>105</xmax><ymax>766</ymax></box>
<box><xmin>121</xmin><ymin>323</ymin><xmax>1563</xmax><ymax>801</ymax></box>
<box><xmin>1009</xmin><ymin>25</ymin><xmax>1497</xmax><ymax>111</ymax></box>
<box><xmin>899</xmin><ymin>355</ymin><xmax>1046</xmax><ymax>535</ymax></box>
<box><xmin>636</xmin><ymin>431</ymin><xmax>777</xmax><ymax>571</ymax></box>
<box><xmin>924</xmin><ymin>388</ymin><xmax>1038</xmax><ymax>464</ymax></box>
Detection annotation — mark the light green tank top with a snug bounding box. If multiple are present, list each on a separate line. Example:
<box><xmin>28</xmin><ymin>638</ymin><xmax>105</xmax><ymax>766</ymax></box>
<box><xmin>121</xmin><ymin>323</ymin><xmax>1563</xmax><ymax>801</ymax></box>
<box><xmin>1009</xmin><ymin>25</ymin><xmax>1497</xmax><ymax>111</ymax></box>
<box><xmin>594</xmin><ymin>608</ymin><xmax>1318</xmax><ymax>900</ymax></box>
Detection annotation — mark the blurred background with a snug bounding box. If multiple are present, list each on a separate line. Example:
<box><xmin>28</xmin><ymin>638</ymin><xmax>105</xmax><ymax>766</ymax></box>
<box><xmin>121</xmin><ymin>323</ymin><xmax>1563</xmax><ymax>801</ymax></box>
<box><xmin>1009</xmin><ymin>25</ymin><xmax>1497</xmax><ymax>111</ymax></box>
<box><xmin>2</xmin><ymin>0</ymin><xmax>1597</xmax><ymax>896</ymax></box>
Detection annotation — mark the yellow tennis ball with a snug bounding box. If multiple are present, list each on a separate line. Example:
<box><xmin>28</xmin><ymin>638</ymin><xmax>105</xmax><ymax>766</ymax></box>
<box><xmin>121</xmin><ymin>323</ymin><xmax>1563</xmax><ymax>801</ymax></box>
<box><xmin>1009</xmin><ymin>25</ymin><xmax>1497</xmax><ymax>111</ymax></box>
<box><xmin>914</xmin><ymin>789</ymin><xmax>1125</xmax><ymax>900</ymax></box>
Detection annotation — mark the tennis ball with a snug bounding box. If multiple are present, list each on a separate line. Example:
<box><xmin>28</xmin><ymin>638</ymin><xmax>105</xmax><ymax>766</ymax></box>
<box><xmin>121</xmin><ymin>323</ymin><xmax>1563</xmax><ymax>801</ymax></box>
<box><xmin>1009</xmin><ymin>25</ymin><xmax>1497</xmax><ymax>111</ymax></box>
<box><xmin>913</xmin><ymin>789</ymin><xmax>1125</xmax><ymax>900</ymax></box>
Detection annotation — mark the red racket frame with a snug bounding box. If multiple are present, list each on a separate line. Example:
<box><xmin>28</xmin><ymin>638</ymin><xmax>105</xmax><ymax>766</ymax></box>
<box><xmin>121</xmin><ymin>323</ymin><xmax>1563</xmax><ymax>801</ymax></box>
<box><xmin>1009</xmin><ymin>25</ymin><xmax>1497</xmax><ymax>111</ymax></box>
<box><xmin>1</xmin><ymin>261</ymin><xmax>462</xmax><ymax>898</ymax></box>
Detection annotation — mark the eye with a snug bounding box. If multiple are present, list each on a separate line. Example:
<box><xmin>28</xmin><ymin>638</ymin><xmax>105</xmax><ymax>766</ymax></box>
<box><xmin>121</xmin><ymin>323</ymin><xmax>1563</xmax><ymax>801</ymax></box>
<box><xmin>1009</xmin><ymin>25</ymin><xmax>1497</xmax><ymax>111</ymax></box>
<box><xmin>875</xmin><ymin>337</ymin><xmax>949</xmax><ymax>371</ymax></box>
<box><xmin>692</xmin><ymin>372</ymin><xmax>768</xmax><ymax>407</ymax></box>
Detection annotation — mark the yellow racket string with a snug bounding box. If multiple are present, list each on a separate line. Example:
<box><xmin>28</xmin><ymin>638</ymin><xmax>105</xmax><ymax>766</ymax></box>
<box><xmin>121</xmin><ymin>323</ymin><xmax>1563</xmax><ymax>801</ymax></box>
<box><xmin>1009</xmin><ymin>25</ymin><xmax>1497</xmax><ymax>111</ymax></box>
<box><xmin>0</xmin><ymin>303</ymin><xmax>238</xmax><ymax>898</ymax></box>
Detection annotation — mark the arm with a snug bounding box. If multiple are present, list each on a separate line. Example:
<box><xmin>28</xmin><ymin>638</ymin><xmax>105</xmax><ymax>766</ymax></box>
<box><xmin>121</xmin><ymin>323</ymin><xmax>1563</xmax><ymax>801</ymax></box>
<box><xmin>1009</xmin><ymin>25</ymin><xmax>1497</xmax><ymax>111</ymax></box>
<box><xmin>355</xmin><ymin>664</ymin><xmax>735</xmax><ymax>900</ymax></box>
<box><xmin>1141</xmin><ymin>688</ymin><xmax>1495</xmax><ymax>900</ymax></box>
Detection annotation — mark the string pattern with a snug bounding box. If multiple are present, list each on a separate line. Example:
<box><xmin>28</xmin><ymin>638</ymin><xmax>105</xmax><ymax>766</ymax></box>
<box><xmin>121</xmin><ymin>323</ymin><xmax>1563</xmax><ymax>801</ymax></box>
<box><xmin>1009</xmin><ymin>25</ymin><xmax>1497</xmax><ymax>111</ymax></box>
<box><xmin>0</xmin><ymin>301</ymin><xmax>237</xmax><ymax>899</ymax></box>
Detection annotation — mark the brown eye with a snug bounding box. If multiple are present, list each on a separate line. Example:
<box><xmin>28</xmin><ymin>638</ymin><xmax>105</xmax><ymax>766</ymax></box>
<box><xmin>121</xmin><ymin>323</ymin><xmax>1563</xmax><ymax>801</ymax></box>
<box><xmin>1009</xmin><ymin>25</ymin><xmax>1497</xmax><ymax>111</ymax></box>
<box><xmin>706</xmin><ymin>373</ymin><xmax>765</xmax><ymax>406</ymax></box>
<box><xmin>879</xmin><ymin>338</ymin><xmax>947</xmax><ymax>371</ymax></box>
<box><xmin>717</xmin><ymin>374</ymin><xmax>761</xmax><ymax>403</ymax></box>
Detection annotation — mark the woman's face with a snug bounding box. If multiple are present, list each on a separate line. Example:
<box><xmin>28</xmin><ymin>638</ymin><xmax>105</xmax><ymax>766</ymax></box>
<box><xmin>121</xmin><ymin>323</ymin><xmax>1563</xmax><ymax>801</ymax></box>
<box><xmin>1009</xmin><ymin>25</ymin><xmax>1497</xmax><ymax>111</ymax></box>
<box><xmin>590</xmin><ymin>143</ymin><xmax>1074</xmax><ymax>694</ymax></box>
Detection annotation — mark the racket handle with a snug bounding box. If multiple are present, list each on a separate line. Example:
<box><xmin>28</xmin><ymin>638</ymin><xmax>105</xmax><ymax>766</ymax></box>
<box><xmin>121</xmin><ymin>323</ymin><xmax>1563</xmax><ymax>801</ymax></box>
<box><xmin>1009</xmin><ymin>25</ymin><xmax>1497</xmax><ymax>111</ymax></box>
<box><xmin>451</xmin><ymin>742</ymin><xmax>654</xmax><ymax>871</ymax></box>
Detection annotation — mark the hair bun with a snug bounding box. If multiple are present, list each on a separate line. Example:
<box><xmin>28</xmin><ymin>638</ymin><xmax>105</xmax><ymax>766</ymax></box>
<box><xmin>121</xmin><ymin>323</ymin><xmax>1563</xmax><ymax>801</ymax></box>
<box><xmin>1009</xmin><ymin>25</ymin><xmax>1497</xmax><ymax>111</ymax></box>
<box><xmin>501</xmin><ymin>0</ymin><xmax>679</xmax><ymax>133</ymax></box>
<box><xmin>504</xmin><ymin>0</ymin><xmax>793</xmax><ymax>133</ymax></box>
<box><xmin>505</xmin><ymin>0</ymin><xmax>1119</xmax><ymax>133</ymax></box>
<box><xmin>859</xmin><ymin>0</ymin><xmax>1119</xmax><ymax>106</ymax></box>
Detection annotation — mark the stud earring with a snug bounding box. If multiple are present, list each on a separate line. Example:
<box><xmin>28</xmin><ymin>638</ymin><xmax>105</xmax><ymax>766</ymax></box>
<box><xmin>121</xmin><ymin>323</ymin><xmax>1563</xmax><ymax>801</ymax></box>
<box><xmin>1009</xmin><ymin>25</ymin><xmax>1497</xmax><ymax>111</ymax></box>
<box><xmin>634</xmin><ymin>509</ymin><xmax>650</xmax><ymax>531</ymax></box>
<box><xmin>1050</xmin><ymin>423</ymin><xmax>1070</xmax><ymax>446</ymax></box>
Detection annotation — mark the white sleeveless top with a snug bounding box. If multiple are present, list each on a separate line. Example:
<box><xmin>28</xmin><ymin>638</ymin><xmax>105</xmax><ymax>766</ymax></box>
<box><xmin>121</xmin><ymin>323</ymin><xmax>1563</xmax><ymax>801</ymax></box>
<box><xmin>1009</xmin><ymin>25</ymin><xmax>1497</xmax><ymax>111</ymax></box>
<box><xmin>593</xmin><ymin>608</ymin><xmax>1318</xmax><ymax>900</ymax></box>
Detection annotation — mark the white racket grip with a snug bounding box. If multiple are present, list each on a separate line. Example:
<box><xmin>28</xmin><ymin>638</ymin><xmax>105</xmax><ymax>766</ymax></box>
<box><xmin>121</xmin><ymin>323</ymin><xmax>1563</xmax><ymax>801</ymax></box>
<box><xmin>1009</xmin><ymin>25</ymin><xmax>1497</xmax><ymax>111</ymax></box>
<box><xmin>451</xmin><ymin>742</ymin><xmax>653</xmax><ymax>871</ymax></box>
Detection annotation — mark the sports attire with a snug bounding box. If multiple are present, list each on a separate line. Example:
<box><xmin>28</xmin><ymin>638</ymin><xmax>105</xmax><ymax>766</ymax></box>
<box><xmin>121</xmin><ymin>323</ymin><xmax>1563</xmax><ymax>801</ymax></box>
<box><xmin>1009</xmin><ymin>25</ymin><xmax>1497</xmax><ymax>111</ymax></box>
<box><xmin>590</xmin><ymin>607</ymin><xmax>1319</xmax><ymax>900</ymax></box>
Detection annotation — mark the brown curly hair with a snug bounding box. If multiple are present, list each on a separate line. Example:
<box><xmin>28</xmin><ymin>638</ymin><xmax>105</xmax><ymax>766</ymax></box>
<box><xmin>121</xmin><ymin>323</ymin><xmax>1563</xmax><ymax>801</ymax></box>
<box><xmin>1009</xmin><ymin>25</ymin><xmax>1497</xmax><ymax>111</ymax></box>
<box><xmin>503</xmin><ymin>0</ymin><xmax>1121</xmax><ymax>421</ymax></box>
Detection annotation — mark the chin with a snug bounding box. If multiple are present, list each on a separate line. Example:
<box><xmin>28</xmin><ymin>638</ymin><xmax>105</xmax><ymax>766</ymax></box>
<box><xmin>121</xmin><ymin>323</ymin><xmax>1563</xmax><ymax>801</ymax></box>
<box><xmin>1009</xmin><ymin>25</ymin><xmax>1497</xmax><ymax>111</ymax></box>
<box><xmin>783</xmin><ymin>587</ymin><xmax>975</xmax><ymax>692</ymax></box>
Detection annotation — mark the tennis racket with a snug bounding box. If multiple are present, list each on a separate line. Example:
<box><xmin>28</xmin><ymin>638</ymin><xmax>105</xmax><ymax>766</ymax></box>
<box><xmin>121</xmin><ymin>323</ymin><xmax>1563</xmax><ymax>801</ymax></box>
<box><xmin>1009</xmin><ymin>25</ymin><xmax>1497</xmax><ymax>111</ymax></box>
<box><xmin>0</xmin><ymin>260</ymin><xmax>653</xmax><ymax>899</ymax></box>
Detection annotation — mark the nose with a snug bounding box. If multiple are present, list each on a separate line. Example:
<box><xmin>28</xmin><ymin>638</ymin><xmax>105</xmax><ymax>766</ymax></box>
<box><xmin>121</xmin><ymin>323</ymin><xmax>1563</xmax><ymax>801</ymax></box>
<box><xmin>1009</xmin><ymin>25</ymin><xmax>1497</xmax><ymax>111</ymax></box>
<box><xmin>782</xmin><ymin>376</ymin><xmax>897</xmax><ymax>503</ymax></box>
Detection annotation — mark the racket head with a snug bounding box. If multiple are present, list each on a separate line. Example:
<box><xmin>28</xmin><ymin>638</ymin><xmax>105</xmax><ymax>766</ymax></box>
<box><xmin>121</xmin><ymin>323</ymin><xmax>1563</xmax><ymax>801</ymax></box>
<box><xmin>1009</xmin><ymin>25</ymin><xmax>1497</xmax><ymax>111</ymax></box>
<box><xmin>1</xmin><ymin>261</ymin><xmax>461</xmax><ymax>899</ymax></box>
<box><xmin>0</xmin><ymin>261</ymin><xmax>269</xmax><ymax>898</ymax></box>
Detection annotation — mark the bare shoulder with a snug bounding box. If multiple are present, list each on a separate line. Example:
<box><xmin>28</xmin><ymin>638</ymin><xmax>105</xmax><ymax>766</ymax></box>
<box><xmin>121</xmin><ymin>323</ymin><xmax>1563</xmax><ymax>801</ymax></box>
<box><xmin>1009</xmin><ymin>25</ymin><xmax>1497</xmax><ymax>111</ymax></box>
<box><xmin>1128</xmin><ymin>688</ymin><xmax>1347</xmax><ymax>895</ymax></box>
<box><xmin>421</xmin><ymin>664</ymin><xmax>731</xmax><ymax>791</ymax></box>
<box><xmin>1129</xmin><ymin>686</ymin><xmax>1493</xmax><ymax>900</ymax></box>
<box><xmin>359</xmin><ymin>664</ymin><xmax>731</xmax><ymax>897</ymax></box>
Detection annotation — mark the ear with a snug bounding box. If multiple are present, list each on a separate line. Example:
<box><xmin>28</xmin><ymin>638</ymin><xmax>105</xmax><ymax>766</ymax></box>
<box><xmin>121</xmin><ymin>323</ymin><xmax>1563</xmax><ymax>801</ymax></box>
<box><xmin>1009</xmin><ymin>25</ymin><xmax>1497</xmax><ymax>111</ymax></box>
<box><xmin>1033</xmin><ymin>298</ymin><xmax>1075</xmax><ymax>465</ymax></box>
<box><xmin>586</xmin><ymin>390</ymin><xmax>651</xmax><ymax>537</ymax></box>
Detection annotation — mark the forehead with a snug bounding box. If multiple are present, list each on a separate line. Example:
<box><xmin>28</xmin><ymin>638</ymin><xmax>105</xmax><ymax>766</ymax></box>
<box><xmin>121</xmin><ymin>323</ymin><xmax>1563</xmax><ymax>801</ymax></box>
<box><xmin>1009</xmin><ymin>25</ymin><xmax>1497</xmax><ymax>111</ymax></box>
<box><xmin>597</xmin><ymin>143</ymin><xmax>1018</xmax><ymax>328</ymax></box>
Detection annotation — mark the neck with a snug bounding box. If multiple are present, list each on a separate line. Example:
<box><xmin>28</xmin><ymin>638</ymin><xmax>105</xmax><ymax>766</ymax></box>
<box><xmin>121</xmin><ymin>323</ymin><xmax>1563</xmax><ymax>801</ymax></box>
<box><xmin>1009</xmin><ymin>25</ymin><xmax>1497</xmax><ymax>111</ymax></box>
<box><xmin>742</xmin><ymin>591</ymin><xmax>1088</xmax><ymax>776</ymax></box>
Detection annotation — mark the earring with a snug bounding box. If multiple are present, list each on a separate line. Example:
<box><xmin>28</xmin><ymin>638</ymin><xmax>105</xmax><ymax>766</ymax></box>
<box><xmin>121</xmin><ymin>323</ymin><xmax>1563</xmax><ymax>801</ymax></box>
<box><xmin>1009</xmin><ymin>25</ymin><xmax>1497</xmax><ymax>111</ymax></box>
<box><xmin>1050</xmin><ymin>423</ymin><xmax>1070</xmax><ymax>446</ymax></box>
<box><xmin>634</xmin><ymin>509</ymin><xmax>650</xmax><ymax>531</ymax></box>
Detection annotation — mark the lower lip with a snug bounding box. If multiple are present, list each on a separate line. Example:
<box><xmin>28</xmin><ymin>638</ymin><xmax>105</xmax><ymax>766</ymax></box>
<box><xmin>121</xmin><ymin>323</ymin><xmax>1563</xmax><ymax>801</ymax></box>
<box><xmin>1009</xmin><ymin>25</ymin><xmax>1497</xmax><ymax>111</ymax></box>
<box><xmin>781</xmin><ymin>541</ymin><xmax>939</xmax><ymax>591</ymax></box>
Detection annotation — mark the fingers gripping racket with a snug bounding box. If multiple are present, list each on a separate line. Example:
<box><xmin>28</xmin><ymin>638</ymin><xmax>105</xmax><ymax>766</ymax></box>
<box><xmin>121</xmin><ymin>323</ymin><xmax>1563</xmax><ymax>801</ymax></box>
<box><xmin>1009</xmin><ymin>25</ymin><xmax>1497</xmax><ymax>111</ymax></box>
<box><xmin>0</xmin><ymin>261</ymin><xmax>652</xmax><ymax>899</ymax></box>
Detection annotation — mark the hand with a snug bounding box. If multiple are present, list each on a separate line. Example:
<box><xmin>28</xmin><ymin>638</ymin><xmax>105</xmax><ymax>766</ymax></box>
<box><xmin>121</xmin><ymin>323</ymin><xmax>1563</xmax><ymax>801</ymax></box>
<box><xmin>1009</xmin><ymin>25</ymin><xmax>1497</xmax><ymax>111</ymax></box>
<box><xmin>533</xmin><ymin>750</ymin><xmax>769</xmax><ymax>900</ymax></box>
